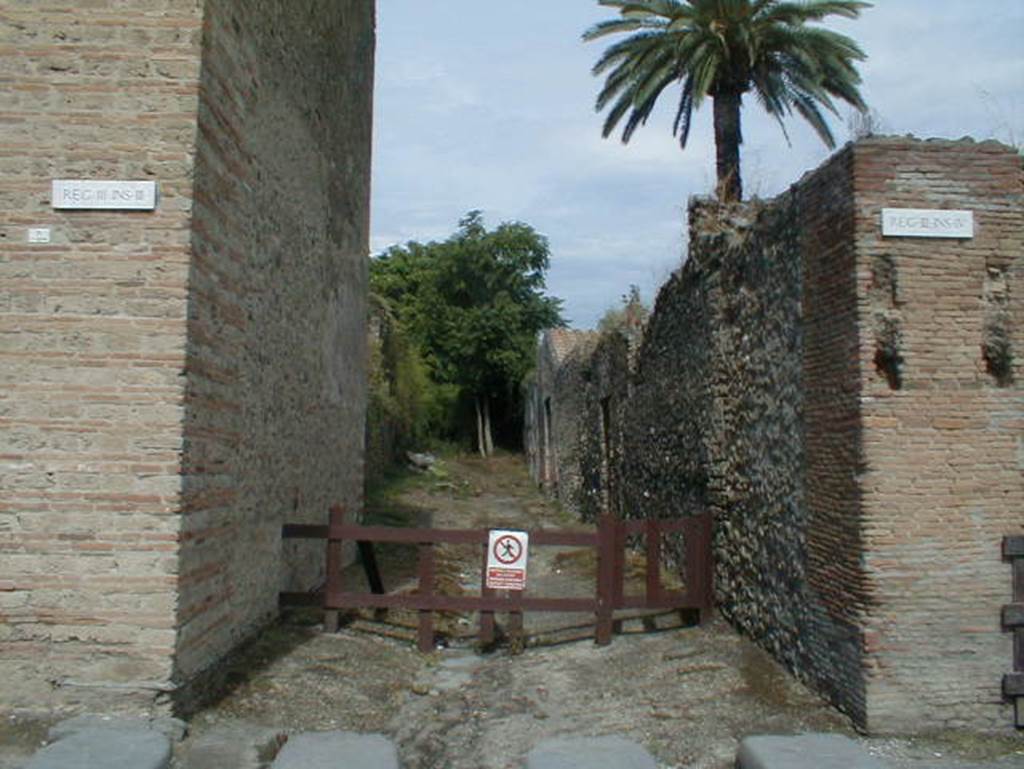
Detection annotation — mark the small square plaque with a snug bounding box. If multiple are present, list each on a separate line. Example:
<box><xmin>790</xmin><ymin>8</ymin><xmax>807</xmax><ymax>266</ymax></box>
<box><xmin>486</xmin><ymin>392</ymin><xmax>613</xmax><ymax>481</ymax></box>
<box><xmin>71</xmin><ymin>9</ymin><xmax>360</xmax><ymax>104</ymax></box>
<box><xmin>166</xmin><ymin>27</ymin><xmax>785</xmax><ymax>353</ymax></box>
<box><xmin>28</xmin><ymin>227</ymin><xmax>51</xmax><ymax>244</ymax></box>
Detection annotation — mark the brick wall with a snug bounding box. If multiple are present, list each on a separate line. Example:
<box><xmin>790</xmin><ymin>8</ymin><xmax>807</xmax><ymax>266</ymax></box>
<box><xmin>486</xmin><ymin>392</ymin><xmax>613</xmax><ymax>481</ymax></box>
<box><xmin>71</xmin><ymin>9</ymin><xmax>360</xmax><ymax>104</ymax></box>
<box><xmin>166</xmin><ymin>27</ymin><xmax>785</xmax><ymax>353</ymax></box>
<box><xmin>0</xmin><ymin>0</ymin><xmax>203</xmax><ymax>711</ymax></box>
<box><xmin>0</xmin><ymin>0</ymin><xmax>374</xmax><ymax>713</ymax></box>
<box><xmin>527</xmin><ymin>137</ymin><xmax>1022</xmax><ymax>732</ymax></box>
<box><xmin>853</xmin><ymin>138</ymin><xmax>1022</xmax><ymax>730</ymax></box>
<box><xmin>797</xmin><ymin>149</ymin><xmax>871</xmax><ymax>723</ymax></box>
<box><xmin>175</xmin><ymin>0</ymin><xmax>373</xmax><ymax>696</ymax></box>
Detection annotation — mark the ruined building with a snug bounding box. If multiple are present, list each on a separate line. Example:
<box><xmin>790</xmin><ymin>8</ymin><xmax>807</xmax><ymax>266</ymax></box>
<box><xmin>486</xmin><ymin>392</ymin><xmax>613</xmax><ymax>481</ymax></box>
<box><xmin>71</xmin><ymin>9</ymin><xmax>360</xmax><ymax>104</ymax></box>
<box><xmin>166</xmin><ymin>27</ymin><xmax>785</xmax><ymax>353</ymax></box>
<box><xmin>0</xmin><ymin>1</ymin><xmax>374</xmax><ymax>711</ymax></box>
<box><xmin>528</xmin><ymin>137</ymin><xmax>1023</xmax><ymax>732</ymax></box>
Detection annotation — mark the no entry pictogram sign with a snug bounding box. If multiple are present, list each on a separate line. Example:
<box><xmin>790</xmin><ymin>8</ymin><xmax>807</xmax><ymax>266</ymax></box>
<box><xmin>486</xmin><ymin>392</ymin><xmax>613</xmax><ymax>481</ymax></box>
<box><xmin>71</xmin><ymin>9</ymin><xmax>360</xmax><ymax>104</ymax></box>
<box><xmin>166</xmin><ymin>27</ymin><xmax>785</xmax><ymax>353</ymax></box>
<box><xmin>486</xmin><ymin>529</ymin><xmax>529</xmax><ymax>590</ymax></box>
<box><xmin>493</xmin><ymin>534</ymin><xmax>523</xmax><ymax>564</ymax></box>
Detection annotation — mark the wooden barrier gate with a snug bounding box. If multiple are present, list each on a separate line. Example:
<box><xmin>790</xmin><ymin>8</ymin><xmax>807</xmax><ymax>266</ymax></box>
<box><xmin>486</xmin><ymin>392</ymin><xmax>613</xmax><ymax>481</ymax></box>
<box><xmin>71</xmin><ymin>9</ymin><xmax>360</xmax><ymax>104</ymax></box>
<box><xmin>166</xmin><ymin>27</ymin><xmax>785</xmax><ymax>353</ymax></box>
<box><xmin>281</xmin><ymin>506</ymin><xmax>713</xmax><ymax>652</ymax></box>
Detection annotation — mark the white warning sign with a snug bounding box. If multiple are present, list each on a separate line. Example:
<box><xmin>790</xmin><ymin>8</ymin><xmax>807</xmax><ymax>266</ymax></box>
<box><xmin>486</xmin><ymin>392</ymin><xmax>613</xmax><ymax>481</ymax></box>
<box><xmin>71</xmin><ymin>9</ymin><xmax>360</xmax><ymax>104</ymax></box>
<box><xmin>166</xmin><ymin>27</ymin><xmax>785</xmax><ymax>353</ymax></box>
<box><xmin>486</xmin><ymin>529</ymin><xmax>529</xmax><ymax>591</ymax></box>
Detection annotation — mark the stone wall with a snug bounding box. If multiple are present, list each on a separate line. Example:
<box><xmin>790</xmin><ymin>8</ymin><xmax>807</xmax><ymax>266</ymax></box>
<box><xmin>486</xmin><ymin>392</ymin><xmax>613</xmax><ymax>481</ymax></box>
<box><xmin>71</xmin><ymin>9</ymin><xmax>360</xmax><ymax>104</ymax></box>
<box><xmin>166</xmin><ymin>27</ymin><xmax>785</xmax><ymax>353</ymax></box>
<box><xmin>527</xmin><ymin>137</ymin><xmax>1023</xmax><ymax>732</ymax></box>
<box><xmin>574</xmin><ymin>331</ymin><xmax>631</xmax><ymax>523</ymax></box>
<box><xmin>0</xmin><ymin>0</ymin><xmax>374</xmax><ymax>713</ymax></box>
<box><xmin>527</xmin><ymin>329</ymin><xmax>597</xmax><ymax>512</ymax></box>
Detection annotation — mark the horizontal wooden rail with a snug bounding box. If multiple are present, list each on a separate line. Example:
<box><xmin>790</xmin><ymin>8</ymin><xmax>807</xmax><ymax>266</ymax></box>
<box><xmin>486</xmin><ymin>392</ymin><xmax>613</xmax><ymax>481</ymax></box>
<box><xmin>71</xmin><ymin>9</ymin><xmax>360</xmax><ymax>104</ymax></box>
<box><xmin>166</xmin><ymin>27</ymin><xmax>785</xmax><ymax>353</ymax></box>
<box><xmin>314</xmin><ymin>592</ymin><xmax>709</xmax><ymax>613</ymax></box>
<box><xmin>283</xmin><ymin>523</ymin><xmax>598</xmax><ymax>548</ymax></box>
<box><xmin>326</xmin><ymin>592</ymin><xmax>598</xmax><ymax>613</ymax></box>
<box><xmin>619</xmin><ymin>519</ymin><xmax>692</xmax><ymax>535</ymax></box>
<box><xmin>617</xmin><ymin>592</ymin><xmax>694</xmax><ymax>610</ymax></box>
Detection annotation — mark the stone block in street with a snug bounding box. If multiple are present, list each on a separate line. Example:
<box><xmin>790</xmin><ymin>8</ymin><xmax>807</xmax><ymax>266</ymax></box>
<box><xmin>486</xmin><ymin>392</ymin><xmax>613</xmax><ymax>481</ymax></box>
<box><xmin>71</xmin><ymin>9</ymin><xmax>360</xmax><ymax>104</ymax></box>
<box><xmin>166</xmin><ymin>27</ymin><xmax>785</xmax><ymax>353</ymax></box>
<box><xmin>175</xmin><ymin>723</ymin><xmax>284</xmax><ymax>769</ymax></box>
<box><xmin>736</xmin><ymin>733</ymin><xmax>889</xmax><ymax>769</ymax></box>
<box><xmin>25</xmin><ymin>727</ymin><xmax>170</xmax><ymax>769</ymax></box>
<box><xmin>271</xmin><ymin>732</ymin><xmax>400</xmax><ymax>769</ymax></box>
<box><xmin>48</xmin><ymin>714</ymin><xmax>187</xmax><ymax>743</ymax></box>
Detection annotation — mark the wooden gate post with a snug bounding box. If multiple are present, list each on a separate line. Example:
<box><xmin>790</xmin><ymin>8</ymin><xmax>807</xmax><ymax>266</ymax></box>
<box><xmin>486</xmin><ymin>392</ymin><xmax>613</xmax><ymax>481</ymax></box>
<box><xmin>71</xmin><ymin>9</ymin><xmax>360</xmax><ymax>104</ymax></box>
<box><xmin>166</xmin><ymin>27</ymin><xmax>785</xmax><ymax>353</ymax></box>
<box><xmin>596</xmin><ymin>512</ymin><xmax>616</xmax><ymax>645</ymax></box>
<box><xmin>508</xmin><ymin>589</ymin><xmax>524</xmax><ymax>650</ymax></box>
<box><xmin>479</xmin><ymin>541</ymin><xmax>496</xmax><ymax>646</ymax></box>
<box><xmin>325</xmin><ymin>504</ymin><xmax>345</xmax><ymax>632</ymax></box>
<box><xmin>417</xmin><ymin>542</ymin><xmax>436</xmax><ymax>653</ymax></box>
<box><xmin>685</xmin><ymin>513</ymin><xmax>714</xmax><ymax>623</ymax></box>
<box><xmin>645</xmin><ymin>518</ymin><xmax>661</xmax><ymax>604</ymax></box>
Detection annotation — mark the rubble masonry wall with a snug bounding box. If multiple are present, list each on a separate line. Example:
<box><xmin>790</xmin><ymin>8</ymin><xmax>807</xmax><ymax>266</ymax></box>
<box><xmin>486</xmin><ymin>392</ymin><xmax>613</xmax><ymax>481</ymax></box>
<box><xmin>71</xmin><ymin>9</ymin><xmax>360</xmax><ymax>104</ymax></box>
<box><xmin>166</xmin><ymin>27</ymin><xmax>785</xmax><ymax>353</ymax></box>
<box><xmin>528</xmin><ymin>137</ymin><xmax>1022</xmax><ymax>731</ymax></box>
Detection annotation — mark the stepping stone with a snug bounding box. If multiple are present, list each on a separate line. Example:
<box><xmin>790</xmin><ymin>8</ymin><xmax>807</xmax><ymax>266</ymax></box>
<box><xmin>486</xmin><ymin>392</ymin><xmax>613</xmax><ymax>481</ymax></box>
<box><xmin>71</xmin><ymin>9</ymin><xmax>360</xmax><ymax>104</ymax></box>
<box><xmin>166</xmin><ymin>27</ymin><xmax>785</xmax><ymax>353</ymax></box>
<box><xmin>736</xmin><ymin>734</ymin><xmax>888</xmax><ymax>769</ymax></box>
<box><xmin>49</xmin><ymin>714</ymin><xmax>187</xmax><ymax>743</ymax></box>
<box><xmin>26</xmin><ymin>726</ymin><xmax>171</xmax><ymax>769</ymax></box>
<box><xmin>271</xmin><ymin>732</ymin><xmax>400</xmax><ymax>769</ymax></box>
<box><xmin>178</xmin><ymin>723</ymin><xmax>283</xmax><ymax>769</ymax></box>
<box><xmin>525</xmin><ymin>735</ymin><xmax>657</xmax><ymax>769</ymax></box>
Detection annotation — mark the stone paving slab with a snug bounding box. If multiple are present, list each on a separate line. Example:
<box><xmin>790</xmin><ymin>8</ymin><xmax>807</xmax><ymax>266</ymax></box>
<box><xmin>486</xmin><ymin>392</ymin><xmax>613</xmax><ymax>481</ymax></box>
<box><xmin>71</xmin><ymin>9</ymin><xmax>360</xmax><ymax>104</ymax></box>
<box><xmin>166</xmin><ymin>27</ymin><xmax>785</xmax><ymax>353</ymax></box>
<box><xmin>270</xmin><ymin>732</ymin><xmax>399</xmax><ymax>769</ymax></box>
<box><xmin>524</xmin><ymin>735</ymin><xmax>658</xmax><ymax>769</ymax></box>
<box><xmin>737</xmin><ymin>734</ymin><xmax>888</xmax><ymax>769</ymax></box>
<box><xmin>879</xmin><ymin>757</ymin><xmax>1024</xmax><ymax>769</ymax></box>
<box><xmin>48</xmin><ymin>714</ymin><xmax>187</xmax><ymax>743</ymax></box>
<box><xmin>25</xmin><ymin>726</ymin><xmax>171</xmax><ymax>769</ymax></box>
<box><xmin>175</xmin><ymin>723</ymin><xmax>284</xmax><ymax>769</ymax></box>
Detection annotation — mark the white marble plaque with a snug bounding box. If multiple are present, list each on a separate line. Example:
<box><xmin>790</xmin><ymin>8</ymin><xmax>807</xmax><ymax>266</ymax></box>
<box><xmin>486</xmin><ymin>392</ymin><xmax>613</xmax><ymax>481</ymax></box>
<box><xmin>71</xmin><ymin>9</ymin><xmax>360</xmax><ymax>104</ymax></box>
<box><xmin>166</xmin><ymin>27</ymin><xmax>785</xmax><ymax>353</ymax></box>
<box><xmin>881</xmin><ymin>208</ymin><xmax>973</xmax><ymax>239</ymax></box>
<box><xmin>52</xmin><ymin>180</ymin><xmax>158</xmax><ymax>210</ymax></box>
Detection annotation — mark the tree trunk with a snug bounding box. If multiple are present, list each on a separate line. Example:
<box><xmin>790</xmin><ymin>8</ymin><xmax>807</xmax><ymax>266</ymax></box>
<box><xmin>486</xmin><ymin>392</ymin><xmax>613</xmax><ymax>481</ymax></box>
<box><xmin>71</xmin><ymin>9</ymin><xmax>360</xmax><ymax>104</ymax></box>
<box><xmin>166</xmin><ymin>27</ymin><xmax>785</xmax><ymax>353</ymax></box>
<box><xmin>713</xmin><ymin>89</ymin><xmax>743</xmax><ymax>202</ymax></box>
<box><xmin>483</xmin><ymin>396</ymin><xmax>494</xmax><ymax>456</ymax></box>
<box><xmin>475</xmin><ymin>396</ymin><xmax>486</xmax><ymax>458</ymax></box>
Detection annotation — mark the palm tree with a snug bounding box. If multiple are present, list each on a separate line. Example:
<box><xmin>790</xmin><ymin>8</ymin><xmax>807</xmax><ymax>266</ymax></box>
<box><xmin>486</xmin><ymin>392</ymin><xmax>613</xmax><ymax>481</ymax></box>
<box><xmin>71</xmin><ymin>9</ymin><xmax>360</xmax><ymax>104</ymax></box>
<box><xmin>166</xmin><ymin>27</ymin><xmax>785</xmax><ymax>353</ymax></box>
<box><xmin>585</xmin><ymin>0</ymin><xmax>870</xmax><ymax>201</ymax></box>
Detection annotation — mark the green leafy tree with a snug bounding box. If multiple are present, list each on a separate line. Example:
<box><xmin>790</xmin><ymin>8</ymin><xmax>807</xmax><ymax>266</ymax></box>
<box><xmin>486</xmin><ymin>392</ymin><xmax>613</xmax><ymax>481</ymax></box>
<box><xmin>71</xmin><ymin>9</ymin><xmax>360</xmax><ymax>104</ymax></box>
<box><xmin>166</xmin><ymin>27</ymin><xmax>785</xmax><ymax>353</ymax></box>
<box><xmin>371</xmin><ymin>212</ymin><xmax>564</xmax><ymax>456</ymax></box>
<box><xmin>585</xmin><ymin>0</ymin><xmax>871</xmax><ymax>201</ymax></box>
<box><xmin>367</xmin><ymin>294</ymin><xmax>459</xmax><ymax>458</ymax></box>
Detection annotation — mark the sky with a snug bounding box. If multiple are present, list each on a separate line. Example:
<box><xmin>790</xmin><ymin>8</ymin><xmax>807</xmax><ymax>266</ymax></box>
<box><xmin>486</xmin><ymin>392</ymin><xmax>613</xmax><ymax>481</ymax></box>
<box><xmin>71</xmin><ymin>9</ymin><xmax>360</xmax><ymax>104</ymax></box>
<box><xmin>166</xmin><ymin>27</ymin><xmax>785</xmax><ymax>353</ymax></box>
<box><xmin>370</xmin><ymin>1</ymin><xmax>1024</xmax><ymax>329</ymax></box>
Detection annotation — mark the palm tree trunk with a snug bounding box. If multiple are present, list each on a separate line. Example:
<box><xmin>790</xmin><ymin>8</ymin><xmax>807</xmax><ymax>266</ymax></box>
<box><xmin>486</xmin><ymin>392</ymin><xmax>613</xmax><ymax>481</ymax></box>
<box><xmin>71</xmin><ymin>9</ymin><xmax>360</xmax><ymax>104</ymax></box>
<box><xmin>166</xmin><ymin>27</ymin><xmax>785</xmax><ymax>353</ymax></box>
<box><xmin>713</xmin><ymin>90</ymin><xmax>743</xmax><ymax>202</ymax></box>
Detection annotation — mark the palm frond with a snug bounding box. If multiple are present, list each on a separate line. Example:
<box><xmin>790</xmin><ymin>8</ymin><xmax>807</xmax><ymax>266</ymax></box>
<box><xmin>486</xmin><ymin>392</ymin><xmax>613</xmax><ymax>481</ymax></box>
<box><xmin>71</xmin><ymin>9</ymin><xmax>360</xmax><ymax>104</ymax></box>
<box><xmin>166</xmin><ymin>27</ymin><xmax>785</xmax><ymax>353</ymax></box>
<box><xmin>583</xmin><ymin>17</ymin><xmax>668</xmax><ymax>42</ymax></box>
<box><xmin>791</xmin><ymin>92</ymin><xmax>837</xmax><ymax>147</ymax></box>
<box><xmin>616</xmin><ymin>0</ymin><xmax>694</xmax><ymax>19</ymax></box>
<box><xmin>591</xmin><ymin>30</ymin><xmax>667</xmax><ymax>75</ymax></box>
<box><xmin>762</xmin><ymin>1</ymin><xmax>871</xmax><ymax>25</ymax></box>
<box><xmin>672</xmin><ymin>76</ymin><xmax>697</xmax><ymax>147</ymax></box>
<box><xmin>601</xmin><ymin>89</ymin><xmax>639</xmax><ymax>138</ymax></box>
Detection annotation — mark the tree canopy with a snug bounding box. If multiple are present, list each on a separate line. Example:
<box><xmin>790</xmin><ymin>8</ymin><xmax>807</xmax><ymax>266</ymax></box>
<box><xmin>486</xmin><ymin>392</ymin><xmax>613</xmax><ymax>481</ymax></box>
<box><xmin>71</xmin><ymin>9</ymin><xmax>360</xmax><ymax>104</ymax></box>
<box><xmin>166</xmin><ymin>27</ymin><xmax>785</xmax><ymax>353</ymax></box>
<box><xmin>585</xmin><ymin>0</ymin><xmax>871</xmax><ymax>201</ymax></box>
<box><xmin>370</xmin><ymin>212</ymin><xmax>564</xmax><ymax>454</ymax></box>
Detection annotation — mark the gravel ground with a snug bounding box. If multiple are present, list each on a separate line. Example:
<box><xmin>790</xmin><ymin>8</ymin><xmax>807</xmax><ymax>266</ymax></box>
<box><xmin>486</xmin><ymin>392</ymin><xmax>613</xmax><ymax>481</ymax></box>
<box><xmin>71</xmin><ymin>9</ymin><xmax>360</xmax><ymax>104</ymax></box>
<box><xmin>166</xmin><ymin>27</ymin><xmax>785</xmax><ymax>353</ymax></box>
<box><xmin>2</xmin><ymin>453</ymin><xmax>1022</xmax><ymax>768</ymax></box>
